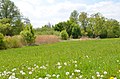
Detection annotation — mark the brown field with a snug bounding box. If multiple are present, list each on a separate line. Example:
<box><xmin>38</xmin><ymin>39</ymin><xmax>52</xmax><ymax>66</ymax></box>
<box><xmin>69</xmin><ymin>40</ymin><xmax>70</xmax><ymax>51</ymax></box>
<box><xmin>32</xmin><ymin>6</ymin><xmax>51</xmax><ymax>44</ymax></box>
<box><xmin>35</xmin><ymin>35</ymin><xmax>60</xmax><ymax>45</ymax></box>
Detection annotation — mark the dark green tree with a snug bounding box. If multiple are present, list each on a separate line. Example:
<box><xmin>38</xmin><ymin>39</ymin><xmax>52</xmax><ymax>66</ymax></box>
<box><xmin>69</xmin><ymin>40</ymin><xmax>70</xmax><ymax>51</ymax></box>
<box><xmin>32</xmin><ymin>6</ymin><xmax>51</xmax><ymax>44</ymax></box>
<box><xmin>54</xmin><ymin>21</ymin><xmax>66</xmax><ymax>32</ymax></box>
<box><xmin>0</xmin><ymin>0</ymin><xmax>20</xmax><ymax>19</ymax></box>
<box><xmin>72</xmin><ymin>23</ymin><xmax>81</xmax><ymax>38</ymax></box>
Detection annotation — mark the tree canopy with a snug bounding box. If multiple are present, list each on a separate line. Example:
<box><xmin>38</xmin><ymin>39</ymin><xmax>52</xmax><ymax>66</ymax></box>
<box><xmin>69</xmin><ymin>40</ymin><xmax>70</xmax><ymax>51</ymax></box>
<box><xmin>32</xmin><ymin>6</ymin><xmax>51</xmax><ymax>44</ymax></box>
<box><xmin>0</xmin><ymin>0</ymin><xmax>27</xmax><ymax>36</ymax></box>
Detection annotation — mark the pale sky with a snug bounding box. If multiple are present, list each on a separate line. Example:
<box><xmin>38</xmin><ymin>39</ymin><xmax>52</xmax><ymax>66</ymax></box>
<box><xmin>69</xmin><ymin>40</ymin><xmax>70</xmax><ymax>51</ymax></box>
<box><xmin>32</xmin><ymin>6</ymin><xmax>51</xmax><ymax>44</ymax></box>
<box><xmin>11</xmin><ymin>0</ymin><xmax>120</xmax><ymax>28</ymax></box>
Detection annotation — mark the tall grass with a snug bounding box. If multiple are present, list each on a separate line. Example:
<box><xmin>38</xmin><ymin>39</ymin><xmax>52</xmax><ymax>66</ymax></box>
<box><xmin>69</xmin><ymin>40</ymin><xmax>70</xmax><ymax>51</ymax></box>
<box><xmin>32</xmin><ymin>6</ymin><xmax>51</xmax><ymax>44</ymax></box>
<box><xmin>35</xmin><ymin>35</ymin><xmax>60</xmax><ymax>45</ymax></box>
<box><xmin>5</xmin><ymin>35</ymin><xmax>25</xmax><ymax>48</ymax></box>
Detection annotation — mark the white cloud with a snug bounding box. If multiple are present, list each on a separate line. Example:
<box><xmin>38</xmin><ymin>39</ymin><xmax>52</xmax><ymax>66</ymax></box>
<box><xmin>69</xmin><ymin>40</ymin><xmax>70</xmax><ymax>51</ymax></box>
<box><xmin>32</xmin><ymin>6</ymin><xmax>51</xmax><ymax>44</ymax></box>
<box><xmin>47</xmin><ymin>0</ymin><xmax>55</xmax><ymax>4</ymax></box>
<box><xmin>11</xmin><ymin>0</ymin><xmax>120</xmax><ymax>28</ymax></box>
<box><xmin>87</xmin><ymin>1</ymin><xmax>120</xmax><ymax>19</ymax></box>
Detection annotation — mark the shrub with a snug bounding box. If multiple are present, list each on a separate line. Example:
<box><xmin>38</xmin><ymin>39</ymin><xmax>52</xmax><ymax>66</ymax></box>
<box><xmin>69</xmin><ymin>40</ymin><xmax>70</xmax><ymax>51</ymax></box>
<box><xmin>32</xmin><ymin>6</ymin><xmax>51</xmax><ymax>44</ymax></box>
<box><xmin>72</xmin><ymin>24</ymin><xmax>81</xmax><ymax>39</ymax></box>
<box><xmin>60</xmin><ymin>30</ymin><xmax>68</xmax><ymax>40</ymax></box>
<box><xmin>5</xmin><ymin>35</ymin><xmax>25</xmax><ymax>48</ymax></box>
<box><xmin>20</xmin><ymin>24</ymin><xmax>36</xmax><ymax>45</ymax></box>
<box><xmin>0</xmin><ymin>33</ymin><xmax>6</xmax><ymax>49</ymax></box>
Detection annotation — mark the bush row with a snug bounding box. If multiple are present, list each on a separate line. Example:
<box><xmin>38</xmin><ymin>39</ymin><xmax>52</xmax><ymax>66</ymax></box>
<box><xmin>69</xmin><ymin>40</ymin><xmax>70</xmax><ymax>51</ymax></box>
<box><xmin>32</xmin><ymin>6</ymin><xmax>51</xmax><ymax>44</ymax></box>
<box><xmin>0</xmin><ymin>33</ymin><xmax>27</xmax><ymax>50</ymax></box>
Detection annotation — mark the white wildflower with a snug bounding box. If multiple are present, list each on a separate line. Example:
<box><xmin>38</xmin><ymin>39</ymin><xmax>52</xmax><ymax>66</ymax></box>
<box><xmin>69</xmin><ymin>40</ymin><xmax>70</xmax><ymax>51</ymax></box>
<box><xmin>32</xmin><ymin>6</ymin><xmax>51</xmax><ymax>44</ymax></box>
<box><xmin>73</xmin><ymin>60</ymin><xmax>77</xmax><ymax>63</ymax></box>
<box><xmin>34</xmin><ymin>64</ymin><xmax>37</xmax><ymax>66</ymax></box>
<box><xmin>75</xmin><ymin>64</ymin><xmax>77</xmax><ymax>67</ymax></box>
<box><xmin>40</xmin><ymin>65</ymin><xmax>46</xmax><ymax>69</ymax></box>
<box><xmin>119</xmin><ymin>70</ymin><xmax>120</xmax><ymax>72</ymax></box>
<box><xmin>8</xmin><ymin>75</ymin><xmax>16</xmax><ymax>79</ymax></box>
<box><xmin>58</xmin><ymin>65</ymin><xmax>62</xmax><ymax>69</ymax></box>
<box><xmin>79</xmin><ymin>75</ymin><xmax>83</xmax><ymax>78</ymax></box>
<box><xmin>57</xmin><ymin>62</ymin><xmax>61</xmax><ymax>65</ymax></box>
<box><xmin>74</xmin><ymin>69</ymin><xmax>80</xmax><ymax>73</ymax></box>
<box><xmin>46</xmin><ymin>74</ymin><xmax>51</xmax><ymax>77</ymax></box>
<box><xmin>44</xmin><ymin>77</ymin><xmax>49</xmax><ymax>79</ymax></box>
<box><xmin>117</xmin><ymin>60</ymin><xmax>119</xmax><ymax>62</ymax></box>
<box><xmin>86</xmin><ymin>55</ymin><xmax>89</xmax><ymax>58</ymax></box>
<box><xmin>52</xmin><ymin>74</ymin><xmax>56</xmax><ymax>77</ymax></box>
<box><xmin>97</xmin><ymin>74</ymin><xmax>100</xmax><ymax>77</ymax></box>
<box><xmin>20</xmin><ymin>70</ymin><xmax>25</xmax><ymax>75</ymax></box>
<box><xmin>28</xmin><ymin>67</ymin><xmax>31</xmax><ymax>70</ymax></box>
<box><xmin>69</xmin><ymin>75</ymin><xmax>72</xmax><ymax>78</ymax></box>
<box><xmin>7</xmin><ymin>71</ymin><xmax>12</xmax><ymax>74</ymax></box>
<box><xmin>3</xmin><ymin>71</ymin><xmax>7</xmax><ymax>75</ymax></box>
<box><xmin>114</xmin><ymin>77</ymin><xmax>117</xmax><ymax>79</ymax></box>
<box><xmin>101</xmin><ymin>75</ymin><xmax>104</xmax><ymax>77</ymax></box>
<box><xmin>29</xmin><ymin>71</ymin><xmax>32</xmax><ymax>75</ymax></box>
<box><xmin>12</xmin><ymin>73</ymin><xmax>15</xmax><ymax>76</ymax></box>
<box><xmin>64</xmin><ymin>62</ymin><xmax>67</xmax><ymax>66</ymax></box>
<box><xmin>56</xmin><ymin>74</ymin><xmax>60</xmax><ymax>78</ymax></box>
<box><xmin>66</xmin><ymin>72</ymin><xmax>70</xmax><ymax>75</ymax></box>
<box><xmin>92</xmin><ymin>76</ymin><xmax>95</xmax><ymax>79</ymax></box>
<box><xmin>72</xmin><ymin>73</ymin><xmax>74</xmax><ymax>75</ymax></box>
<box><xmin>96</xmin><ymin>72</ymin><xmax>100</xmax><ymax>75</ymax></box>
<box><xmin>103</xmin><ymin>71</ymin><xmax>107</xmax><ymax>75</ymax></box>
<box><xmin>20</xmin><ymin>70</ymin><xmax>23</xmax><ymax>73</ymax></box>
<box><xmin>36</xmin><ymin>65</ymin><xmax>39</xmax><ymax>68</ymax></box>
<box><xmin>12</xmin><ymin>68</ymin><xmax>16</xmax><ymax>72</ymax></box>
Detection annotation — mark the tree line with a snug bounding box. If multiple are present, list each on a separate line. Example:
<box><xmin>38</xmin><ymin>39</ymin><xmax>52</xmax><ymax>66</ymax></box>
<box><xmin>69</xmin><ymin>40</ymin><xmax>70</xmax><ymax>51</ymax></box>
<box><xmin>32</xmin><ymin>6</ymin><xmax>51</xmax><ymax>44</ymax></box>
<box><xmin>53</xmin><ymin>10</ymin><xmax>120</xmax><ymax>39</ymax></box>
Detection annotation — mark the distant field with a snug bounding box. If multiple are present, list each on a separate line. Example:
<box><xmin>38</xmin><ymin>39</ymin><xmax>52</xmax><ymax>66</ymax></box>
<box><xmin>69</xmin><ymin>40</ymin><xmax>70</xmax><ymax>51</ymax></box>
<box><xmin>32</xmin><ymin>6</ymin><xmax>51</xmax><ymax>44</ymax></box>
<box><xmin>0</xmin><ymin>38</ymin><xmax>120</xmax><ymax>79</ymax></box>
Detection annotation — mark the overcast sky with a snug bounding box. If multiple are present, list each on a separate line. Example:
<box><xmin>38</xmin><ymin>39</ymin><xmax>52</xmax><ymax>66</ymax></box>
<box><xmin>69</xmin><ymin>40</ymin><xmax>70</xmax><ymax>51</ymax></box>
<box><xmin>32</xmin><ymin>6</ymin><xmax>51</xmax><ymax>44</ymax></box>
<box><xmin>11</xmin><ymin>0</ymin><xmax>120</xmax><ymax>28</ymax></box>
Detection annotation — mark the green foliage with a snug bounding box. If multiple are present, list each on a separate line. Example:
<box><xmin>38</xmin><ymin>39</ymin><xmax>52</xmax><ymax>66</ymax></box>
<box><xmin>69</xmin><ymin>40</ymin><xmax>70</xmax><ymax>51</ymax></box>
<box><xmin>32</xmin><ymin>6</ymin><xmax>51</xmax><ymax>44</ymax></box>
<box><xmin>54</xmin><ymin>22</ymin><xmax>66</xmax><ymax>32</ymax></box>
<box><xmin>65</xmin><ymin>20</ymin><xmax>73</xmax><ymax>37</ymax></box>
<box><xmin>54</xmin><ymin>21</ymin><xmax>73</xmax><ymax>37</ymax></box>
<box><xmin>5</xmin><ymin>36</ymin><xmax>25</xmax><ymax>48</ymax></box>
<box><xmin>70</xmin><ymin>10</ymin><xmax>79</xmax><ymax>23</ymax></box>
<box><xmin>0</xmin><ymin>18</ymin><xmax>12</xmax><ymax>36</ymax></box>
<box><xmin>79</xmin><ymin>12</ymin><xmax>88</xmax><ymax>34</ymax></box>
<box><xmin>105</xmin><ymin>19</ymin><xmax>120</xmax><ymax>38</ymax></box>
<box><xmin>60</xmin><ymin>30</ymin><xmax>68</xmax><ymax>40</ymax></box>
<box><xmin>12</xmin><ymin>19</ymin><xmax>24</xmax><ymax>35</ymax></box>
<box><xmin>0</xmin><ymin>0</ymin><xmax>25</xmax><ymax>36</ymax></box>
<box><xmin>35</xmin><ymin>26</ymin><xmax>60</xmax><ymax>36</ymax></box>
<box><xmin>0</xmin><ymin>33</ymin><xmax>6</xmax><ymax>49</ymax></box>
<box><xmin>86</xmin><ymin>13</ymin><xmax>120</xmax><ymax>38</ymax></box>
<box><xmin>72</xmin><ymin>23</ymin><xmax>81</xmax><ymax>38</ymax></box>
<box><xmin>20</xmin><ymin>24</ymin><xmax>36</xmax><ymax>45</ymax></box>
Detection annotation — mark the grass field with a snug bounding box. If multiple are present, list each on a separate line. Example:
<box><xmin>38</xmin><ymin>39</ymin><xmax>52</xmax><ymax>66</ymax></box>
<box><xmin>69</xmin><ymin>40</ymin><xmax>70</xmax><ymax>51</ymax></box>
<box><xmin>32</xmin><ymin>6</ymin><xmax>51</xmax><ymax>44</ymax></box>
<box><xmin>0</xmin><ymin>38</ymin><xmax>120</xmax><ymax>79</ymax></box>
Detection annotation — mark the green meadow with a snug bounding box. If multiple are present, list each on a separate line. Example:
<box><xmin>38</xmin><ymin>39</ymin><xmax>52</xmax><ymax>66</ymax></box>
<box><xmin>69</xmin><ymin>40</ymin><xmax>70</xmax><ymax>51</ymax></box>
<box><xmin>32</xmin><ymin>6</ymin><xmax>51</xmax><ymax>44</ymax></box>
<box><xmin>0</xmin><ymin>38</ymin><xmax>120</xmax><ymax>79</ymax></box>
